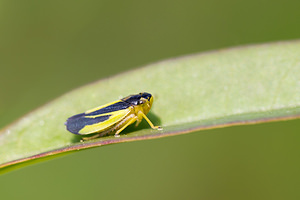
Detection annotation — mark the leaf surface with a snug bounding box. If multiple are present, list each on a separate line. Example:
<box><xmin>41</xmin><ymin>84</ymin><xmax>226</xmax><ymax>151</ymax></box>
<box><xmin>1</xmin><ymin>41</ymin><xmax>300</xmax><ymax>173</ymax></box>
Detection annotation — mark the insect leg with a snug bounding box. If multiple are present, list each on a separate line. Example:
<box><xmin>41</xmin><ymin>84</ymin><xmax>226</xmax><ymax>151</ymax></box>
<box><xmin>139</xmin><ymin>112</ymin><xmax>162</xmax><ymax>130</ymax></box>
<box><xmin>135</xmin><ymin>119</ymin><xmax>141</xmax><ymax>127</ymax></box>
<box><xmin>81</xmin><ymin>134</ymin><xmax>100</xmax><ymax>141</ymax></box>
<box><xmin>81</xmin><ymin>128</ymin><xmax>112</xmax><ymax>141</ymax></box>
<box><xmin>114</xmin><ymin>117</ymin><xmax>137</xmax><ymax>137</ymax></box>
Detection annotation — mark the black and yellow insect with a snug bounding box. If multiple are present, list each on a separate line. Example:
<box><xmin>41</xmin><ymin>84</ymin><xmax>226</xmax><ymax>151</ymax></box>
<box><xmin>65</xmin><ymin>92</ymin><xmax>161</xmax><ymax>140</ymax></box>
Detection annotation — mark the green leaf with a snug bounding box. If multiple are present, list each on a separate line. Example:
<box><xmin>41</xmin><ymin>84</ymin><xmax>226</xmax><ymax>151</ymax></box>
<box><xmin>1</xmin><ymin>41</ymin><xmax>300</xmax><ymax>173</ymax></box>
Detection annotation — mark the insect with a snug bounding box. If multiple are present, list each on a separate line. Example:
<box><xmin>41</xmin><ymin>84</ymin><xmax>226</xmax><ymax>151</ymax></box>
<box><xmin>65</xmin><ymin>92</ymin><xmax>161</xmax><ymax>140</ymax></box>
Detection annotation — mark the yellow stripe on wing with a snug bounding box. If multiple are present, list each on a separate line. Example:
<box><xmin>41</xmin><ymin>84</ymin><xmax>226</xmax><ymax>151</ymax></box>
<box><xmin>78</xmin><ymin>108</ymin><xmax>132</xmax><ymax>135</ymax></box>
<box><xmin>85</xmin><ymin>100</ymin><xmax>122</xmax><ymax>114</ymax></box>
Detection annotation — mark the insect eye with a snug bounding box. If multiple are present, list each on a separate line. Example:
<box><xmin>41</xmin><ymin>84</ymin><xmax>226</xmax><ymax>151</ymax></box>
<box><xmin>138</xmin><ymin>100</ymin><xmax>144</xmax><ymax>104</ymax></box>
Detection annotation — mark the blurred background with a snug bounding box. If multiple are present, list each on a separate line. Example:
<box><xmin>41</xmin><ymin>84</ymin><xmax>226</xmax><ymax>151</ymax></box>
<box><xmin>1</xmin><ymin>0</ymin><xmax>300</xmax><ymax>199</ymax></box>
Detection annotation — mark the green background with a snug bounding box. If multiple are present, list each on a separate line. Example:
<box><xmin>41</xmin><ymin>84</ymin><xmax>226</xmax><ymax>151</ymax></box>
<box><xmin>1</xmin><ymin>1</ymin><xmax>300</xmax><ymax>199</ymax></box>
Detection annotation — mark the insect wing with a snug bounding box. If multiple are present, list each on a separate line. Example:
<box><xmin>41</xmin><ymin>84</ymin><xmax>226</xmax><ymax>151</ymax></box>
<box><xmin>66</xmin><ymin>100</ymin><xmax>132</xmax><ymax>135</ymax></box>
<box><xmin>85</xmin><ymin>100</ymin><xmax>128</xmax><ymax>115</ymax></box>
<box><xmin>79</xmin><ymin>109</ymin><xmax>131</xmax><ymax>134</ymax></box>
